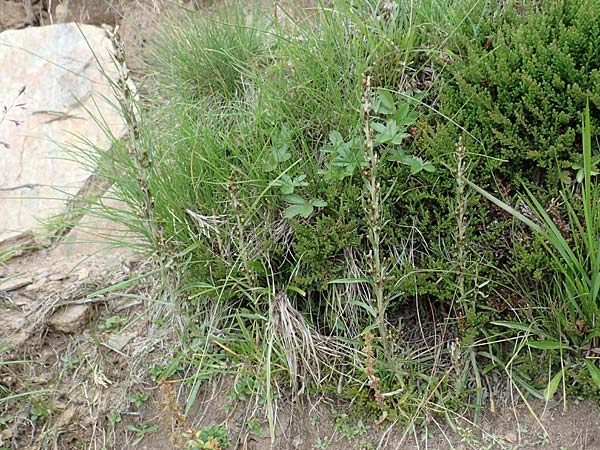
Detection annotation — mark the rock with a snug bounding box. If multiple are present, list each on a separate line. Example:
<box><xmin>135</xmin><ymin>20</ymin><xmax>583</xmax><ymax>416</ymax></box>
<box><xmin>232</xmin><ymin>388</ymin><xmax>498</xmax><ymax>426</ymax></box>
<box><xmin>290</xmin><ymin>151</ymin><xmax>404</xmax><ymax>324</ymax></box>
<box><xmin>0</xmin><ymin>23</ymin><xmax>127</xmax><ymax>243</ymax></box>
<box><xmin>34</xmin><ymin>268</ymin><xmax>50</xmax><ymax>280</ymax></box>
<box><xmin>0</xmin><ymin>275</ymin><xmax>33</xmax><ymax>292</ymax></box>
<box><xmin>503</xmin><ymin>431</ymin><xmax>517</xmax><ymax>443</ymax></box>
<box><xmin>0</xmin><ymin>427</ymin><xmax>13</xmax><ymax>447</ymax></box>
<box><xmin>0</xmin><ymin>2</ymin><xmax>29</xmax><ymax>31</ymax></box>
<box><xmin>54</xmin><ymin>4</ymin><xmax>70</xmax><ymax>24</ymax></box>
<box><xmin>0</xmin><ymin>233</ymin><xmax>39</xmax><ymax>258</ymax></box>
<box><xmin>11</xmin><ymin>293</ymin><xmax>31</xmax><ymax>307</ymax></box>
<box><xmin>26</xmin><ymin>277</ymin><xmax>47</xmax><ymax>292</ymax></box>
<box><xmin>49</xmin><ymin>190</ymin><xmax>136</xmax><ymax>260</ymax></box>
<box><xmin>49</xmin><ymin>272</ymin><xmax>66</xmax><ymax>282</ymax></box>
<box><xmin>106</xmin><ymin>331</ymin><xmax>136</xmax><ymax>352</ymax></box>
<box><xmin>49</xmin><ymin>303</ymin><xmax>90</xmax><ymax>333</ymax></box>
<box><xmin>77</xmin><ymin>267</ymin><xmax>90</xmax><ymax>281</ymax></box>
<box><xmin>49</xmin><ymin>0</ymin><xmax>120</xmax><ymax>27</ymax></box>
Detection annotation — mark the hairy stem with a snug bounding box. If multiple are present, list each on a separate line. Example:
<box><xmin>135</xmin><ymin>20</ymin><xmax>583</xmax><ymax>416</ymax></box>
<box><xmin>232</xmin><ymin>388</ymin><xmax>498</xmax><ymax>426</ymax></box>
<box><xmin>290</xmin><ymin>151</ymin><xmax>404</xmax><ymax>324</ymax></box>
<box><xmin>361</xmin><ymin>73</ymin><xmax>391</xmax><ymax>363</ymax></box>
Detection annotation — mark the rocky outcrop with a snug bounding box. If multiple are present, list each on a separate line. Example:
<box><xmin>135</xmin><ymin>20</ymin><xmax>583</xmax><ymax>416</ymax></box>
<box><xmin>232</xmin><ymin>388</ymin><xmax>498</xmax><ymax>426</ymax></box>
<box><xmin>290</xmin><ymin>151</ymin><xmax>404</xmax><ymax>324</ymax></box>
<box><xmin>0</xmin><ymin>1</ymin><xmax>32</xmax><ymax>31</ymax></box>
<box><xmin>0</xmin><ymin>23</ymin><xmax>126</xmax><ymax>245</ymax></box>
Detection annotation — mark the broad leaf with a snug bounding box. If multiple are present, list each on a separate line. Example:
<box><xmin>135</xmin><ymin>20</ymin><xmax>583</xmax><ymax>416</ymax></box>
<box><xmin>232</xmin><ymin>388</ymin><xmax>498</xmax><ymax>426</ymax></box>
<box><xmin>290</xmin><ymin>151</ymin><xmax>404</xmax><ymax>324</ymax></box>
<box><xmin>284</xmin><ymin>203</ymin><xmax>313</xmax><ymax>219</ymax></box>
<box><xmin>404</xmin><ymin>156</ymin><xmax>436</xmax><ymax>174</ymax></box>
<box><xmin>373</xmin><ymin>89</ymin><xmax>396</xmax><ymax>115</ymax></box>
<box><xmin>283</xmin><ymin>194</ymin><xmax>306</xmax><ymax>205</ymax></box>
<box><xmin>584</xmin><ymin>359</ymin><xmax>600</xmax><ymax>389</ymax></box>
<box><xmin>273</xmin><ymin>174</ymin><xmax>307</xmax><ymax>194</ymax></box>
<box><xmin>542</xmin><ymin>370</ymin><xmax>563</xmax><ymax>401</ymax></box>
<box><xmin>272</xmin><ymin>143</ymin><xmax>291</xmax><ymax>163</ymax></box>
<box><xmin>491</xmin><ymin>321</ymin><xmax>536</xmax><ymax>333</ymax></box>
<box><xmin>394</xmin><ymin>102</ymin><xmax>419</xmax><ymax>128</ymax></box>
<box><xmin>310</xmin><ymin>198</ymin><xmax>327</xmax><ymax>208</ymax></box>
<box><xmin>387</xmin><ymin>147</ymin><xmax>407</xmax><ymax>162</ymax></box>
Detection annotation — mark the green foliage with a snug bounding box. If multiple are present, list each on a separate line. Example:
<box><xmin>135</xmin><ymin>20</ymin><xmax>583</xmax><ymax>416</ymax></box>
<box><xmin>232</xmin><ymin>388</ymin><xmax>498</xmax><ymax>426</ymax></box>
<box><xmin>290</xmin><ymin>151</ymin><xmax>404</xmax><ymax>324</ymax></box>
<box><xmin>29</xmin><ymin>398</ymin><xmax>51</xmax><ymax>423</ymax></box>
<box><xmin>395</xmin><ymin>0</ymin><xmax>600</xmax><ymax>313</ymax></box>
<box><xmin>434</xmin><ymin>0</ymin><xmax>600</xmax><ymax>187</ymax></box>
<box><xmin>282</xmin><ymin>194</ymin><xmax>327</xmax><ymax>219</ymax></box>
<box><xmin>150</xmin><ymin>2</ymin><xmax>268</xmax><ymax>102</ymax></box>
<box><xmin>478</xmin><ymin>103</ymin><xmax>600</xmax><ymax>399</ymax></box>
<box><xmin>127</xmin><ymin>423</ymin><xmax>158</xmax><ymax>446</ymax></box>
<box><xmin>77</xmin><ymin>0</ymin><xmax>600</xmax><ymax>431</ymax></box>
<box><xmin>474</xmin><ymin>104</ymin><xmax>600</xmax><ymax>343</ymax></box>
<box><xmin>98</xmin><ymin>315</ymin><xmax>125</xmax><ymax>333</ymax></box>
<box><xmin>331</xmin><ymin>409</ymin><xmax>370</xmax><ymax>439</ymax></box>
<box><xmin>185</xmin><ymin>424</ymin><xmax>230</xmax><ymax>450</ymax></box>
<box><xmin>130</xmin><ymin>392</ymin><xmax>150</xmax><ymax>409</ymax></box>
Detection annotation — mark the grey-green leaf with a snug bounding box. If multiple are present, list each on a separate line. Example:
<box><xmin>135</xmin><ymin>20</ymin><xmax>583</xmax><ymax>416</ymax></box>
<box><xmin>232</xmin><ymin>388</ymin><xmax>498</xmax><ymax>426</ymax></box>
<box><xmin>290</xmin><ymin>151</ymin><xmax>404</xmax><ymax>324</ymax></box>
<box><xmin>284</xmin><ymin>203</ymin><xmax>313</xmax><ymax>219</ymax></box>
<box><xmin>527</xmin><ymin>340</ymin><xmax>568</xmax><ymax>350</ymax></box>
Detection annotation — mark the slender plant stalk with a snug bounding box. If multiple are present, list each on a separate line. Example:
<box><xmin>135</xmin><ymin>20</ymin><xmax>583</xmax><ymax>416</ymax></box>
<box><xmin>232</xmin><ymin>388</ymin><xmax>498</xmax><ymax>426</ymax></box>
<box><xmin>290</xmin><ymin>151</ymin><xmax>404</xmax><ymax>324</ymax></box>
<box><xmin>455</xmin><ymin>137</ymin><xmax>468</xmax><ymax>312</ymax></box>
<box><xmin>361</xmin><ymin>73</ymin><xmax>391</xmax><ymax>363</ymax></box>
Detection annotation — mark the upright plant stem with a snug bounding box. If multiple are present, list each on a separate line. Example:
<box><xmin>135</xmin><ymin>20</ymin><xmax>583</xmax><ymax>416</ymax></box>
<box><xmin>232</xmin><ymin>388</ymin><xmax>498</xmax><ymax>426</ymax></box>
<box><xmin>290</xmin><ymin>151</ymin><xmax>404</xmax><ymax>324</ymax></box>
<box><xmin>455</xmin><ymin>137</ymin><xmax>468</xmax><ymax>312</ymax></box>
<box><xmin>361</xmin><ymin>73</ymin><xmax>392</xmax><ymax>363</ymax></box>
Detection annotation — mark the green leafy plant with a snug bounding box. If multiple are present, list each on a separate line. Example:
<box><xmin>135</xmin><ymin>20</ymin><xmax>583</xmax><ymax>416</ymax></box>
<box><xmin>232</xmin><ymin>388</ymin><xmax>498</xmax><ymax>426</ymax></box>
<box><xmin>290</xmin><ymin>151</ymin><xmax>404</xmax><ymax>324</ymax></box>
<box><xmin>149</xmin><ymin>360</ymin><xmax>182</xmax><ymax>382</ymax></box>
<box><xmin>282</xmin><ymin>194</ymin><xmax>327</xmax><ymax>219</ymax></box>
<box><xmin>319</xmin><ymin>130</ymin><xmax>366</xmax><ymax>181</ymax></box>
<box><xmin>130</xmin><ymin>392</ymin><xmax>150</xmax><ymax>409</ymax></box>
<box><xmin>185</xmin><ymin>424</ymin><xmax>230</xmax><ymax>450</ymax></box>
<box><xmin>469</xmin><ymin>103</ymin><xmax>600</xmax><ymax>395</ymax></box>
<box><xmin>272</xmin><ymin>173</ymin><xmax>308</xmax><ymax>195</ymax></box>
<box><xmin>314</xmin><ymin>437</ymin><xmax>331</xmax><ymax>450</ymax></box>
<box><xmin>29</xmin><ymin>399</ymin><xmax>51</xmax><ymax>423</ymax></box>
<box><xmin>331</xmin><ymin>409</ymin><xmax>369</xmax><ymax>439</ymax></box>
<box><xmin>108</xmin><ymin>412</ymin><xmax>122</xmax><ymax>427</ymax></box>
<box><xmin>127</xmin><ymin>423</ymin><xmax>158</xmax><ymax>446</ymax></box>
<box><xmin>98</xmin><ymin>315</ymin><xmax>125</xmax><ymax>333</ymax></box>
<box><xmin>246</xmin><ymin>418</ymin><xmax>263</xmax><ymax>437</ymax></box>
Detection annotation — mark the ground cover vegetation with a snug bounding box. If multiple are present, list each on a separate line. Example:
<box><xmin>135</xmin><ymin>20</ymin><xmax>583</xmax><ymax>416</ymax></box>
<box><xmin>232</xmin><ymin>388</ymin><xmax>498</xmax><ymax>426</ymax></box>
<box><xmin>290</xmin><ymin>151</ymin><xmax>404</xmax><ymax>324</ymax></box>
<box><xmin>19</xmin><ymin>0</ymin><xmax>600</xmax><ymax>444</ymax></box>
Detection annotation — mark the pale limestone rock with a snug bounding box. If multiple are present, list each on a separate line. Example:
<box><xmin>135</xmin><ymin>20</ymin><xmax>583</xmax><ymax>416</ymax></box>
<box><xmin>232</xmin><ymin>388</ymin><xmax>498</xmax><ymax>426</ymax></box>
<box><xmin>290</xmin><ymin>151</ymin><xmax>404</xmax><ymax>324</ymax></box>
<box><xmin>49</xmin><ymin>272</ymin><xmax>67</xmax><ymax>281</ymax></box>
<box><xmin>49</xmin><ymin>190</ymin><xmax>135</xmax><ymax>261</ymax></box>
<box><xmin>54</xmin><ymin>4</ymin><xmax>70</xmax><ymax>24</ymax></box>
<box><xmin>25</xmin><ymin>277</ymin><xmax>47</xmax><ymax>292</ymax></box>
<box><xmin>0</xmin><ymin>275</ymin><xmax>33</xmax><ymax>292</ymax></box>
<box><xmin>107</xmin><ymin>331</ymin><xmax>136</xmax><ymax>352</ymax></box>
<box><xmin>0</xmin><ymin>23</ymin><xmax>126</xmax><ymax>243</ymax></box>
<box><xmin>49</xmin><ymin>303</ymin><xmax>90</xmax><ymax>333</ymax></box>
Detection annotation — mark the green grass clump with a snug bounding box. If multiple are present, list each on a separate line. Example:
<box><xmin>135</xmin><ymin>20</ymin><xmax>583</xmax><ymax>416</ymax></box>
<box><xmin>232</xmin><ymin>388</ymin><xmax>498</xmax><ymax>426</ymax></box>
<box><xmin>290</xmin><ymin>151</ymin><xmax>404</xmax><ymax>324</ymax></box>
<box><xmin>149</xmin><ymin>2</ymin><xmax>269</xmax><ymax>102</ymax></box>
<box><xmin>95</xmin><ymin>0</ymin><xmax>489</xmax><ymax>426</ymax></box>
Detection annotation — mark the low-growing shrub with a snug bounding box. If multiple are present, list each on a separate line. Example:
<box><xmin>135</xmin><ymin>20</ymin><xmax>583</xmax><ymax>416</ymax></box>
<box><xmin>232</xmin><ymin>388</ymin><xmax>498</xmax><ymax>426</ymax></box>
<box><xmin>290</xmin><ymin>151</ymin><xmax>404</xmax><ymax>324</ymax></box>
<box><xmin>403</xmin><ymin>0</ymin><xmax>600</xmax><ymax>310</ymax></box>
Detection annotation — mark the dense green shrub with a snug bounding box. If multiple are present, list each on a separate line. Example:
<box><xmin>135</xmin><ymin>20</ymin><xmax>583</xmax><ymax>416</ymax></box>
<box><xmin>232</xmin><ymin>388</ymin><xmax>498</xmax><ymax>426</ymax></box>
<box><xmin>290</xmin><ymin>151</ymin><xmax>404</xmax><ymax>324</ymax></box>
<box><xmin>403</xmin><ymin>0</ymin><xmax>600</xmax><ymax>307</ymax></box>
<box><xmin>442</xmin><ymin>0</ymin><xmax>600</xmax><ymax>188</ymax></box>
